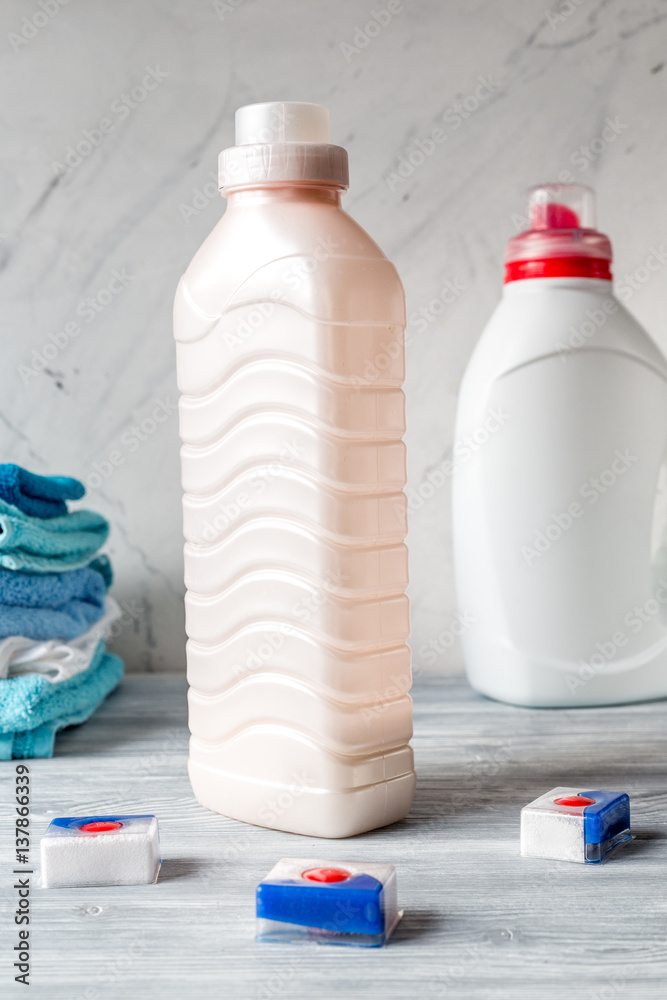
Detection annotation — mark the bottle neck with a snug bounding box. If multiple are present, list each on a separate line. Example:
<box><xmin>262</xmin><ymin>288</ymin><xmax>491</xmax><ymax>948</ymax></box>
<box><xmin>224</xmin><ymin>184</ymin><xmax>342</xmax><ymax>209</ymax></box>
<box><xmin>504</xmin><ymin>256</ymin><xmax>613</xmax><ymax>283</ymax></box>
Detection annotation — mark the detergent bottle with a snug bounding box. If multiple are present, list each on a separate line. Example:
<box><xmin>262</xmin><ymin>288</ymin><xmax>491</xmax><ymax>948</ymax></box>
<box><xmin>174</xmin><ymin>102</ymin><xmax>415</xmax><ymax>835</ymax></box>
<box><xmin>453</xmin><ymin>183</ymin><xmax>667</xmax><ymax>707</ymax></box>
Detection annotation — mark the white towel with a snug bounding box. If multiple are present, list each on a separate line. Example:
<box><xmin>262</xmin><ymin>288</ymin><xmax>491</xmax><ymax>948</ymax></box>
<box><xmin>0</xmin><ymin>597</ymin><xmax>122</xmax><ymax>682</ymax></box>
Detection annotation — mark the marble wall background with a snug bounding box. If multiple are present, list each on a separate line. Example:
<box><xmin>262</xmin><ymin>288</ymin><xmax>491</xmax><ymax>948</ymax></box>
<box><xmin>1</xmin><ymin>0</ymin><xmax>665</xmax><ymax>672</ymax></box>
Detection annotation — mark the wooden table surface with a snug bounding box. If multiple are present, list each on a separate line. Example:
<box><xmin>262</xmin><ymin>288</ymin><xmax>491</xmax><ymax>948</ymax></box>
<box><xmin>5</xmin><ymin>673</ymin><xmax>667</xmax><ymax>999</ymax></box>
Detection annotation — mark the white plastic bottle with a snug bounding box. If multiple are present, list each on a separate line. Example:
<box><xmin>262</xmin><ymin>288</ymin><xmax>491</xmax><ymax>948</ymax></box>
<box><xmin>453</xmin><ymin>183</ymin><xmax>667</xmax><ymax>707</ymax></box>
<box><xmin>173</xmin><ymin>102</ymin><xmax>415</xmax><ymax>837</ymax></box>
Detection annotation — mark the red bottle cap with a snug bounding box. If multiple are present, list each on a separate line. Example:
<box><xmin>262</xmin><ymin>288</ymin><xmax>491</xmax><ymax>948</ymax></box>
<box><xmin>504</xmin><ymin>184</ymin><xmax>612</xmax><ymax>283</ymax></box>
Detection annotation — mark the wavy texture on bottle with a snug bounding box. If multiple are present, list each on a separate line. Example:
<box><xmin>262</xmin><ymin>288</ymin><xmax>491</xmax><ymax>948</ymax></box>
<box><xmin>175</xmin><ymin>204</ymin><xmax>415</xmax><ymax>836</ymax></box>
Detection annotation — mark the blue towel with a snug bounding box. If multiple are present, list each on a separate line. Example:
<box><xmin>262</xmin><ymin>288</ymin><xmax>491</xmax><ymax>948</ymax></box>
<box><xmin>0</xmin><ymin>565</ymin><xmax>107</xmax><ymax>641</ymax></box>
<box><xmin>0</xmin><ymin>641</ymin><xmax>123</xmax><ymax>759</ymax></box>
<box><xmin>0</xmin><ymin>498</ymin><xmax>108</xmax><ymax>573</ymax></box>
<box><xmin>0</xmin><ymin>465</ymin><xmax>84</xmax><ymax>519</ymax></box>
<box><xmin>88</xmin><ymin>554</ymin><xmax>113</xmax><ymax>590</ymax></box>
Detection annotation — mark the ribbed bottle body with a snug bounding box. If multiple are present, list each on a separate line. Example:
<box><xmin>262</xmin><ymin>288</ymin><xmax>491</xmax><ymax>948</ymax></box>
<box><xmin>174</xmin><ymin>190</ymin><xmax>415</xmax><ymax>836</ymax></box>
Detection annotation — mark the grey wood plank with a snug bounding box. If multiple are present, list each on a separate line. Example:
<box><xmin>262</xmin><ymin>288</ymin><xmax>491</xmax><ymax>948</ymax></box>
<box><xmin>2</xmin><ymin>674</ymin><xmax>666</xmax><ymax>999</ymax></box>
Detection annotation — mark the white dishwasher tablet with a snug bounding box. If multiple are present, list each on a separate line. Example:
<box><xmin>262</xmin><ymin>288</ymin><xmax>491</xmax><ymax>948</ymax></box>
<box><xmin>40</xmin><ymin>815</ymin><xmax>161</xmax><ymax>888</ymax></box>
<box><xmin>520</xmin><ymin>788</ymin><xmax>631</xmax><ymax>864</ymax></box>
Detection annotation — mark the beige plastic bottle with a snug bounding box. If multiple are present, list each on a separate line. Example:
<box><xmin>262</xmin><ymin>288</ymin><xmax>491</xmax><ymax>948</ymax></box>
<box><xmin>173</xmin><ymin>102</ymin><xmax>415</xmax><ymax>838</ymax></box>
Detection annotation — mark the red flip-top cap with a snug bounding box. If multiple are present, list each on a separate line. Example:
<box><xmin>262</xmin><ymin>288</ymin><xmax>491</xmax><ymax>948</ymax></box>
<box><xmin>504</xmin><ymin>183</ymin><xmax>612</xmax><ymax>283</ymax></box>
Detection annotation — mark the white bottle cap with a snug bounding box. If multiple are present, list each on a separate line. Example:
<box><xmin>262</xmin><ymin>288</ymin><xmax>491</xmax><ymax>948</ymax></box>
<box><xmin>219</xmin><ymin>102</ymin><xmax>348</xmax><ymax>192</ymax></box>
<box><xmin>235</xmin><ymin>102</ymin><xmax>330</xmax><ymax>145</ymax></box>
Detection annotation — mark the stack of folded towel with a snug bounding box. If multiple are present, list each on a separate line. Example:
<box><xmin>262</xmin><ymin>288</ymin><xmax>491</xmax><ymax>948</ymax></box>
<box><xmin>0</xmin><ymin>465</ymin><xmax>124</xmax><ymax>758</ymax></box>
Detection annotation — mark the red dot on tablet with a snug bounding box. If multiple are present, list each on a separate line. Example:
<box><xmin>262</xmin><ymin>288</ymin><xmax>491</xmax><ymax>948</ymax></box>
<box><xmin>79</xmin><ymin>821</ymin><xmax>123</xmax><ymax>833</ymax></box>
<box><xmin>302</xmin><ymin>867</ymin><xmax>351</xmax><ymax>883</ymax></box>
<box><xmin>554</xmin><ymin>796</ymin><xmax>596</xmax><ymax>808</ymax></box>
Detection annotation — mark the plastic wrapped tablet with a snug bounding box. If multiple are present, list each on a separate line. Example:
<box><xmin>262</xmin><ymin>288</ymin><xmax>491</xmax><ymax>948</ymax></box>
<box><xmin>256</xmin><ymin>858</ymin><xmax>400</xmax><ymax>946</ymax></box>
<box><xmin>40</xmin><ymin>815</ymin><xmax>161</xmax><ymax>888</ymax></box>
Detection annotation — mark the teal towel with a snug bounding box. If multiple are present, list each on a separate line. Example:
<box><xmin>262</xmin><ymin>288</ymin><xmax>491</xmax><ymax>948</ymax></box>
<box><xmin>0</xmin><ymin>641</ymin><xmax>123</xmax><ymax>759</ymax></box>
<box><xmin>0</xmin><ymin>498</ymin><xmax>108</xmax><ymax>573</ymax></box>
<box><xmin>0</xmin><ymin>464</ymin><xmax>84</xmax><ymax>519</ymax></box>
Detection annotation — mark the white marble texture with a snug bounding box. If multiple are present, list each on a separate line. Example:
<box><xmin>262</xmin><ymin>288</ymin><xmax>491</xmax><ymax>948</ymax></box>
<box><xmin>0</xmin><ymin>0</ymin><xmax>665</xmax><ymax>672</ymax></box>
